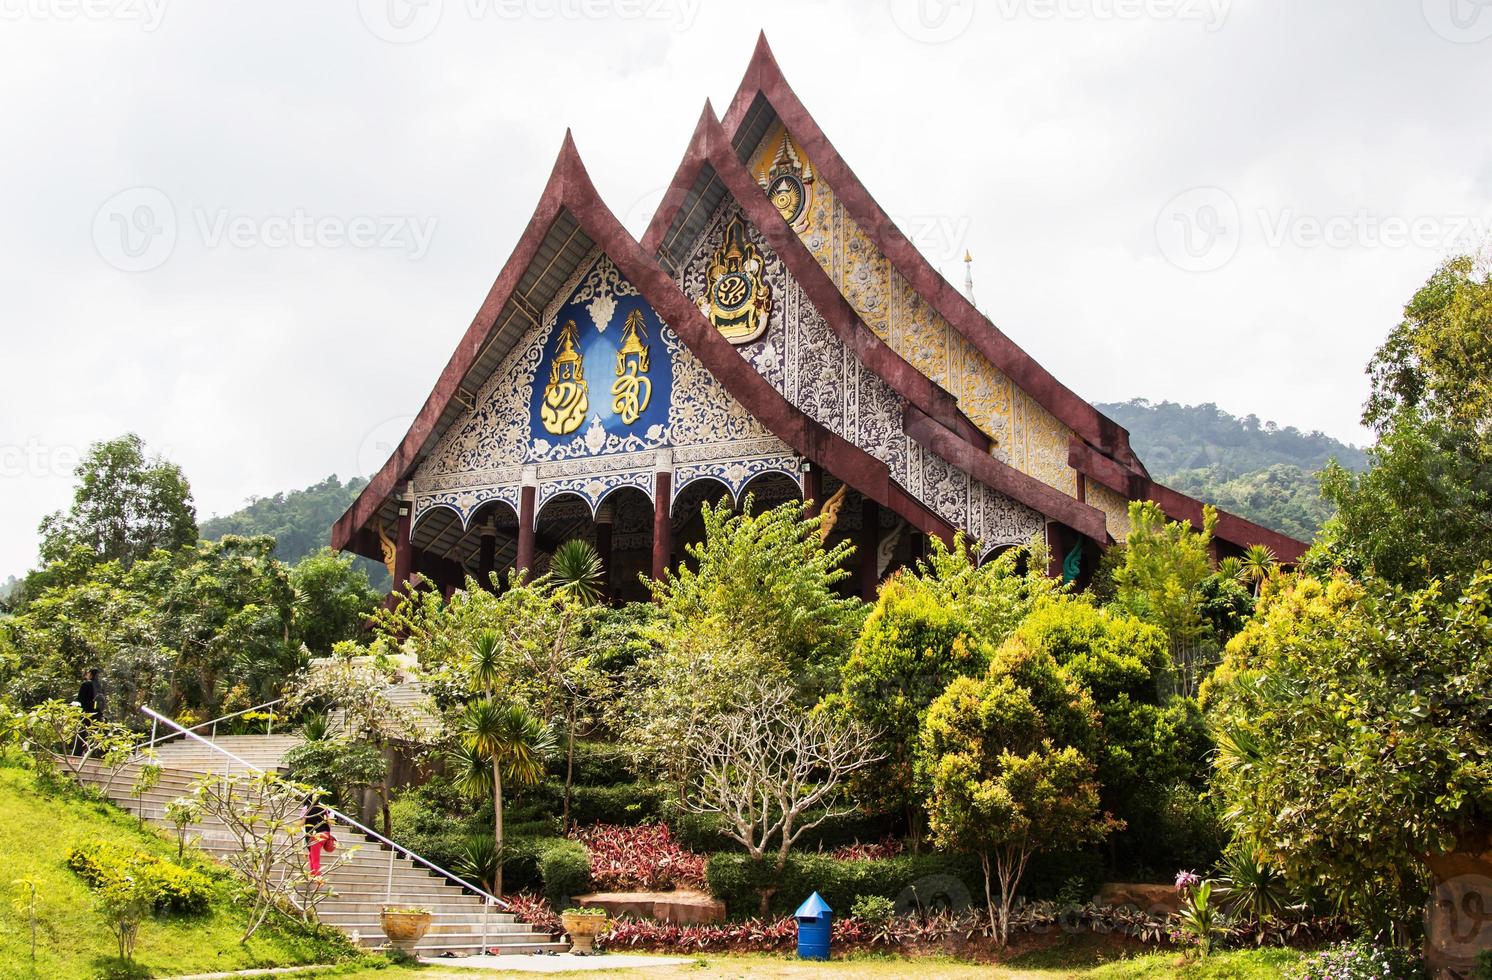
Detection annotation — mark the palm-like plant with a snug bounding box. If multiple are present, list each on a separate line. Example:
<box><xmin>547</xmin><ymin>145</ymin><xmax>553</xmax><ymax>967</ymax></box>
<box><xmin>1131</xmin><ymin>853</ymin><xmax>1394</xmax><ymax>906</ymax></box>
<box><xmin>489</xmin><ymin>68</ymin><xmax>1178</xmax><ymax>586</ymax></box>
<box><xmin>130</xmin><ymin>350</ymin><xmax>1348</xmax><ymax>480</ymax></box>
<box><xmin>1216</xmin><ymin>556</ymin><xmax>1244</xmax><ymax>583</ymax></box>
<box><xmin>1239</xmin><ymin>544</ymin><xmax>1278</xmax><ymax>596</ymax></box>
<box><xmin>1216</xmin><ymin>845</ymin><xmax>1300</xmax><ymax>929</ymax></box>
<box><xmin>455</xmin><ymin>698</ymin><xmax>555</xmax><ymax>896</ymax></box>
<box><xmin>548</xmin><ymin>539</ymin><xmax>606</xmax><ymax>606</ymax></box>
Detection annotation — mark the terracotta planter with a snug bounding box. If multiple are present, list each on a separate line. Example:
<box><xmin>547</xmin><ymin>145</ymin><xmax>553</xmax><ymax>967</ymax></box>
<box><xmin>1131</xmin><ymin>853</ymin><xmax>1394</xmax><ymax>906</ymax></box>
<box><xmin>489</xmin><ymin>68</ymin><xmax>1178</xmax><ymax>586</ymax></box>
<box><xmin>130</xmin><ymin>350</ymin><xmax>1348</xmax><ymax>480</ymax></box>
<box><xmin>380</xmin><ymin>908</ymin><xmax>432</xmax><ymax>951</ymax></box>
<box><xmin>561</xmin><ymin>912</ymin><xmax>609</xmax><ymax>953</ymax></box>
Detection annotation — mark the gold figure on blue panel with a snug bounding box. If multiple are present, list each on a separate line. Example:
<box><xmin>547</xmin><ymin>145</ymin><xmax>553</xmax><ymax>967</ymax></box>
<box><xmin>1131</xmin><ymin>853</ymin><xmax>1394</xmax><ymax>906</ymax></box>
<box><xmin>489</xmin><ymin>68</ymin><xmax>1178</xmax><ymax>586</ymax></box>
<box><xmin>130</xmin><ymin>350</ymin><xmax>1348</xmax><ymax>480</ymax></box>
<box><xmin>610</xmin><ymin>308</ymin><xmax>652</xmax><ymax>425</ymax></box>
<box><xmin>541</xmin><ymin>320</ymin><xmax>588</xmax><ymax>436</ymax></box>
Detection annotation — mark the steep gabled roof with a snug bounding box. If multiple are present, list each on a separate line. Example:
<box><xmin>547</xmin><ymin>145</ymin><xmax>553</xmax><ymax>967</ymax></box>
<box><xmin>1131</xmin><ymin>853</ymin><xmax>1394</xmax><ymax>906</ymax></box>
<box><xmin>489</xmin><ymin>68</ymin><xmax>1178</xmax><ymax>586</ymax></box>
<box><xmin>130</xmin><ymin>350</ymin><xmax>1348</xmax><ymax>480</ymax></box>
<box><xmin>333</xmin><ymin>131</ymin><xmax>965</xmax><ymax>558</ymax></box>
<box><xmin>720</xmin><ymin>33</ymin><xmax>1144</xmax><ymax>475</ymax></box>
<box><xmin>644</xmin><ymin>103</ymin><xmax>1107</xmax><ymax>543</ymax></box>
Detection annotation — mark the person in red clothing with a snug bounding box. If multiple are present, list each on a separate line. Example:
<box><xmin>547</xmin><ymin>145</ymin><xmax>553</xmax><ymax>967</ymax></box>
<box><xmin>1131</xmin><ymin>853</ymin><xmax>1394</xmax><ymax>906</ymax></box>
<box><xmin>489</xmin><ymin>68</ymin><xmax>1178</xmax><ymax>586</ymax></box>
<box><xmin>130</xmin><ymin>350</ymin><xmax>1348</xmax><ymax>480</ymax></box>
<box><xmin>303</xmin><ymin>801</ymin><xmax>336</xmax><ymax>878</ymax></box>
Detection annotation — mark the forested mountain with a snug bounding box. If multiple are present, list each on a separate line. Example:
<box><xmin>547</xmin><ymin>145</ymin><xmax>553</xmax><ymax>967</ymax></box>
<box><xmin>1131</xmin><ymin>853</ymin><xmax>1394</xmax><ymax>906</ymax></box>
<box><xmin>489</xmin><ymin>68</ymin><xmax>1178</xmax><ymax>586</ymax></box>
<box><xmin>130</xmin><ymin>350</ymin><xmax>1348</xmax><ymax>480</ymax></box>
<box><xmin>1098</xmin><ymin>400</ymin><xmax>1367</xmax><ymax>474</ymax></box>
<box><xmin>199</xmin><ymin>475</ymin><xmax>389</xmax><ymax>588</ymax></box>
<box><xmin>1098</xmin><ymin>399</ymin><xmax>1367</xmax><ymax>541</ymax></box>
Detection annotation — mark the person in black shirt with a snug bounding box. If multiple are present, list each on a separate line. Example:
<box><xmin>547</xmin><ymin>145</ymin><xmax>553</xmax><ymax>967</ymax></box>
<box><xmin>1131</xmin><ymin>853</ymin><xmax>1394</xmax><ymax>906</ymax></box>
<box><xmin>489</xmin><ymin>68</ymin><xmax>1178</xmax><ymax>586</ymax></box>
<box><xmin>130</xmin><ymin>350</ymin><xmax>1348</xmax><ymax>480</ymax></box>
<box><xmin>72</xmin><ymin>668</ymin><xmax>102</xmax><ymax>754</ymax></box>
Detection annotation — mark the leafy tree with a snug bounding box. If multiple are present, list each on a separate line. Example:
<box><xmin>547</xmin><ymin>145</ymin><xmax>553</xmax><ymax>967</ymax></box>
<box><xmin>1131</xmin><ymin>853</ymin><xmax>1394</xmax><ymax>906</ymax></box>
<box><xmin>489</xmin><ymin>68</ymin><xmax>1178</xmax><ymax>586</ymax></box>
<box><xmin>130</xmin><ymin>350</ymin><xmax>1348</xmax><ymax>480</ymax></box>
<box><xmin>1111</xmin><ymin>501</ymin><xmax>1217</xmax><ymax>695</ymax></box>
<box><xmin>1002</xmin><ymin>597</ymin><xmax>1208</xmax><ymax>874</ymax></box>
<box><xmin>623</xmin><ymin>499</ymin><xmax>864</xmax><ymax>792</ymax></box>
<box><xmin>918</xmin><ymin>639</ymin><xmax>1115</xmax><ymax>944</ymax></box>
<box><xmin>282</xmin><ymin>738</ymin><xmax>388</xmax><ymax>811</ymax></box>
<box><xmin>288</xmin><ymin>548</ymin><xmax>379</xmax><ymax>655</ymax></box>
<box><xmin>1207</xmin><ymin>570</ymin><xmax>1492</xmax><ymax>945</ymax></box>
<box><xmin>824</xmin><ymin>539</ymin><xmax>1052</xmax><ymax>838</ymax></box>
<box><xmin>1318</xmin><ymin>254</ymin><xmax>1492</xmax><ymax>589</ymax></box>
<box><xmin>37</xmin><ymin>434</ymin><xmax>196</xmax><ymax>570</ymax></box>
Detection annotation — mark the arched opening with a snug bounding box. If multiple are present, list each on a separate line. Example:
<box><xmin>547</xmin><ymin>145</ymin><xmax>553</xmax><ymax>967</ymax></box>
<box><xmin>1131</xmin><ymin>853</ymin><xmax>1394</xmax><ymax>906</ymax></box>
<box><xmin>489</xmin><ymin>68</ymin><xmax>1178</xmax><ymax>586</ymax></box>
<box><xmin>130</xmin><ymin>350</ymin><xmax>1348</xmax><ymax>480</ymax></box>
<box><xmin>533</xmin><ymin>492</ymin><xmax>596</xmax><ymax>583</ymax></box>
<box><xmin>738</xmin><ymin>470</ymin><xmax>801</xmax><ymax>516</ymax></box>
<box><xmin>595</xmin><ymin>486</ymin><xmax>655</xmax><ymax>605</ymax></box>
<box><xmin>670</xmin><ymin>477</ymin><xmax>733</xmax><ymax>577</ymax></box>
<box><xmin>464</xmin><ymin>499</ymin><xmax>522</xmax><ymax>591</ymax></box>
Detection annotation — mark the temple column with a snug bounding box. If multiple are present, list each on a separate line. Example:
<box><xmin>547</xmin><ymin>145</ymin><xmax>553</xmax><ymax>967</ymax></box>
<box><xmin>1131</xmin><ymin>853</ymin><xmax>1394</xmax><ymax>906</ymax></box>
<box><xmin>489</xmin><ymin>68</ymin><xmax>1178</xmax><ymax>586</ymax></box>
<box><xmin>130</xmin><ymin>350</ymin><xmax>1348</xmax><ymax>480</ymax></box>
<box><xmin>652</xmin><ymin>450</ymin><xmax>673</xmax><ymax>582</ymax></box>
<box><xmin>595</xmin><ymin>501</ymin><xmax>614</xmax><ymax>600</ymax></box>
<box><xmin>802</xmin><ymin>461</ymin><xmax>823</xmax><ymax>519</ymax></box>
<box><xmin>517</xmin><ymin>466</ymin><xmax>537</xmax><ymax>578</ymax></box>
<box><xmin>859</xmin><ymin>496</ymin><xmax>880</xmax><ymax>601</ymax></box>
<box><xmin>392</xmin><ymin>497</ymin><xmax>414</xmax><ymax>592</ymax></box>
<box><xmin>478</xmin><ymin>522</ymin><xmax>496</xmax><ymax>591</ymax></box>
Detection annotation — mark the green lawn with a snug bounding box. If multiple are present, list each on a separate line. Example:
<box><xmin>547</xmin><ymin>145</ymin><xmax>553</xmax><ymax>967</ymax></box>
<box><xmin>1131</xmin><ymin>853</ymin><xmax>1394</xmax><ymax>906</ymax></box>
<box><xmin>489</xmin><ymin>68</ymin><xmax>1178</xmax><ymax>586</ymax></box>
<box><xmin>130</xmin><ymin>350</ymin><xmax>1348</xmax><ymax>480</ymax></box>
<box><xmin>0</xmin><ymin>755</ymin><xmax>353</xmax><ymax>979</ymax></box>
<box><xmin>293</xmin><ymin>945</ymin><xmax>1305</xmax><ymax>978</ymax></box>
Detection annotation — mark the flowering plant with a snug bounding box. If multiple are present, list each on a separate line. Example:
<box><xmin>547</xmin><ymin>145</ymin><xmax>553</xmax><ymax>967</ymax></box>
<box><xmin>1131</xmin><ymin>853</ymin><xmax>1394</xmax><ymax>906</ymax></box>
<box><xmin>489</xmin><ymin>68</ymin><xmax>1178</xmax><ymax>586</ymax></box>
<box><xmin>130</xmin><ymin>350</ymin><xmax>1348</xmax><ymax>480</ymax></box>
<box><xmin>1288</xmin><ymin>939</ymin><xmax>1427</xmax><ymax>979</ymax></box>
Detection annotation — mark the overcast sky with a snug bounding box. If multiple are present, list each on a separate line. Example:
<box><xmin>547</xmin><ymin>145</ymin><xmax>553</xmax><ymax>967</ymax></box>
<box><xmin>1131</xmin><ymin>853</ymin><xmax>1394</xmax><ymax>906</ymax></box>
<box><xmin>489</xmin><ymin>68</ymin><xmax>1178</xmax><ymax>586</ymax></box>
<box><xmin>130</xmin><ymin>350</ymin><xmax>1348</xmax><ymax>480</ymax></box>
<box><xmin>2</xmin><ymin>0</ymin><xmax>1489</xmax><ymax>577</ymax></box>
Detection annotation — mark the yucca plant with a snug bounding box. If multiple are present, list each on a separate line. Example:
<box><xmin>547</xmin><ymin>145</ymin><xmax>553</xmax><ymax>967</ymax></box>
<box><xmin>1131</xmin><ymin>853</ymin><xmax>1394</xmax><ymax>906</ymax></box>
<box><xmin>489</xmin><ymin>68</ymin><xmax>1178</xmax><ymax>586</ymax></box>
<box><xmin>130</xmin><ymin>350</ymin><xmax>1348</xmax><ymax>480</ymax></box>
<box><xmin>1239</xmin><ymin>544</ymin><xmax>1278</xmax><ymax>596</ymax></box>
<box><xmin>452</xmin><ymin>698</ymin><xmax>555</xmax><ymax>896</ymax></box>
<box><xmin>1216</xmin><ymin>556</ymin><xmax>1244</xmax><ymax>582</ymax></box>
<box><xmin>1216</xmin><ymin>845</ymin><xmax>1300</xmax><ymax>930</ymax></box>
<box><xmin>548</xmin><ymin>539</ymin><xmax>606</xmax><ymax>606</ymax></box>
<box><xmin>454</xmin><ymin>834</ymin><xmax>500</xmax><ymax>895</ymax></box>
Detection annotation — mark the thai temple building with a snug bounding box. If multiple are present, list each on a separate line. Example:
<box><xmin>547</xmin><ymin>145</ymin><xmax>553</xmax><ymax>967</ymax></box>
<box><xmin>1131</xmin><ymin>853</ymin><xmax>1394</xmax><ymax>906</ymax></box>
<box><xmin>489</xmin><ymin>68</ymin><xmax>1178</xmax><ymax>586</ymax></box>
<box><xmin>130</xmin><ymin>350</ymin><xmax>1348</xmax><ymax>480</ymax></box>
<box><xmin>332</xmin><ymin>36</ymin><xmax>1305</xmax><ymax>603</ymax></box>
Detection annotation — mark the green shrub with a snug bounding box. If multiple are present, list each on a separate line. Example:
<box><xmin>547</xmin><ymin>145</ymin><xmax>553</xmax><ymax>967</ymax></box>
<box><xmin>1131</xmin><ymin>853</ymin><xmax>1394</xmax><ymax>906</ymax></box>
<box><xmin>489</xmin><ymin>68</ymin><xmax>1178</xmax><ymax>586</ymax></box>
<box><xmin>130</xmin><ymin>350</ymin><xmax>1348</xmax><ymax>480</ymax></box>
<box><xmin>552</xmin><ymin>741</ymin><xmax>634</xmax><ymax>787</ymax></box>
<box><xmin>538</xmin><ymin>839</ymin><xmax>591</xmax><ymax>908</ymax></box>
<box><xmin>67</xmin><ymin>841</ymin><xmax>213</xmax><ymax>915</ymax></box>
<box><xmin>850</xmin><ymin>894</ymin><xmax>896</xmax><ymax>927</ymax></box>
<box><xmin>705</xmin><ymin>851</ymin><xmax>982</xmax><ymax>917</ymax></box>
<box><xmin>568</xmin><ymin>780</ymin><xmax>667</xmax><ymax>825</ymax></box>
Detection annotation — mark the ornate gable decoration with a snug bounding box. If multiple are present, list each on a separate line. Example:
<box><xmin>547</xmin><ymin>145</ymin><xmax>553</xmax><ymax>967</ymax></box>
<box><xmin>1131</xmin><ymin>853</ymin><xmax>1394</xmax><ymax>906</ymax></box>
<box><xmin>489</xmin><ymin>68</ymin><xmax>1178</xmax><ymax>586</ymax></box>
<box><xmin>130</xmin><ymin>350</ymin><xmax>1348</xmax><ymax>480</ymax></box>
<box><xmin>701</xmin><ymin>214</ymin><xmax>772</xmax><ymax>345</ymax></box>
<box><xmin>755</xmin><ymin>129</ymin><xmax>814</xmax><ymax>231</ymax></box>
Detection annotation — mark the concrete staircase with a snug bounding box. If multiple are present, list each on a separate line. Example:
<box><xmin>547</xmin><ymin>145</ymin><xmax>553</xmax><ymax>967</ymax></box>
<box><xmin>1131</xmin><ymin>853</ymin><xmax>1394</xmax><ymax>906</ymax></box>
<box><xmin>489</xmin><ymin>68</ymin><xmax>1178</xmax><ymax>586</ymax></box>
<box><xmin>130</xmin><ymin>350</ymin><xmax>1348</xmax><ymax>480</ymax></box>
<box><xmin>72</xmin><ymin>738</ymin><xmax>566</xmax><ymax>957</ymax></box>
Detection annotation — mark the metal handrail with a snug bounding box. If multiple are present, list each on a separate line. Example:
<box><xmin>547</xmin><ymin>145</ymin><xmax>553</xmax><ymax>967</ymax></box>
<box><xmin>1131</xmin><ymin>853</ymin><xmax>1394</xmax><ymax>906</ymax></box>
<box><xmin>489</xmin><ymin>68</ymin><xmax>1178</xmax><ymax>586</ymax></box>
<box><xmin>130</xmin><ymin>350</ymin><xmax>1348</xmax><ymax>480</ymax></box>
<box><xmin>140</xmin><ymin>706</ymin><xmax>510</xmax><ymax>912</ymax></box>
<box><xmin>135</xmin><ymin>697</ymin><xmax>286</xmax><ymax>755</ymax></box>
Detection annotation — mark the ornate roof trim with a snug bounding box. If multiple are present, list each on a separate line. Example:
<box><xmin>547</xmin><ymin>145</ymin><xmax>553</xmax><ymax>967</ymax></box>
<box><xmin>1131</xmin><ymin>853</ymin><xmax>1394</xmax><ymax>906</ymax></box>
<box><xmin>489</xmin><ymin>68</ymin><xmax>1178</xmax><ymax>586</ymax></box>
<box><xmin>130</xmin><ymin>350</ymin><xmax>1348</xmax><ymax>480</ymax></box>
<box><xmin>334</xmin><ymin>130</ymin><xmax>961</xmax><ymax>556</ymax></box>
<box><xmin>644</xmin><ymin>103</ymin><xmax>1110</xmax><ymax>543</ymax></box>
<box><xmin>720</xmin><ymin>33</ymin><xmax>1145</xmax><ymax>475</ymax></box>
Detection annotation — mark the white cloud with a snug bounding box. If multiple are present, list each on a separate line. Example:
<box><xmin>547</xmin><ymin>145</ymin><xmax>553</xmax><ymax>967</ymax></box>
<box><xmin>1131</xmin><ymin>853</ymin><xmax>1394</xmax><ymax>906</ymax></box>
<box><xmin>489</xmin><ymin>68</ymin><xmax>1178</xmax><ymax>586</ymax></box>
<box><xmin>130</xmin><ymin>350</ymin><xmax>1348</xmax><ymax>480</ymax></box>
<box><xmin>2</xmin><ymin>0</ymin><xmax>1488</xmax><ymax>574</ymax></box>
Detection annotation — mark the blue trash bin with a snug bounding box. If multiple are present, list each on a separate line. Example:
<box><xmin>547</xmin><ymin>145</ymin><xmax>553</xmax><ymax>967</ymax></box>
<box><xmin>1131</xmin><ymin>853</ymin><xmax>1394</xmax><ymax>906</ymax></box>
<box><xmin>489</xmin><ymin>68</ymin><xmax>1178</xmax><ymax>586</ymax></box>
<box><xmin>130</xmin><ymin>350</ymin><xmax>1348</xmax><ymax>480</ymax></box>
<box><xmin>794</xmin><ymin>891</ymin><xmax>832</xmax><ymax>960</ymax></box>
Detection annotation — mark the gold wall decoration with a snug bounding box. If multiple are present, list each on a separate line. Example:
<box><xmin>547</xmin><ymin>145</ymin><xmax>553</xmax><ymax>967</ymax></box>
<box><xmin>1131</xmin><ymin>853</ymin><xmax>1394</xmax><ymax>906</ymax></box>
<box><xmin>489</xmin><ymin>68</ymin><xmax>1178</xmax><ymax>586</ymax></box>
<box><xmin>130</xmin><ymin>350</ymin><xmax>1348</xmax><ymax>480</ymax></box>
<box><xmin>817</xmin><ymin>483</ymin><xmax>848</xmax><ymax>542</ymax></box>
<box><xmin>755</xmin><ymin>130</ymin><xmax>814</xmax><ymax>231</ymax></box>
<box><xmin>702</xmin><ymin>215</ymin><xmax>771</xmax><ymax>344</ymax></box>
<box><xmin>610</xmin><ymin>307</ymin><xmax>652</xmax><ymax>425</ymax></box>
<box><xmin>541</xmin><ymin>319</ymin><xmax>589</xmax><ymax>436</ymax></box>
<box><xmin>377</xmin><ymin>520</ymin><xmax>397</xmax><ymax>579</ymax></box>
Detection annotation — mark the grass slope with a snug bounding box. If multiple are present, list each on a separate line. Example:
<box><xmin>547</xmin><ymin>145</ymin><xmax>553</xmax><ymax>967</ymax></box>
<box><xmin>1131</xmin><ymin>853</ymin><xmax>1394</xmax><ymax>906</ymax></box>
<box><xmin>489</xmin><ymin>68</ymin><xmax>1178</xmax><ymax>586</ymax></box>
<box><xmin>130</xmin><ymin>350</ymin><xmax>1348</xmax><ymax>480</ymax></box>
<box><xmin>0</xmin><ymin>757</ymin><xmax>350</xmax><ymax>979</ymax></box>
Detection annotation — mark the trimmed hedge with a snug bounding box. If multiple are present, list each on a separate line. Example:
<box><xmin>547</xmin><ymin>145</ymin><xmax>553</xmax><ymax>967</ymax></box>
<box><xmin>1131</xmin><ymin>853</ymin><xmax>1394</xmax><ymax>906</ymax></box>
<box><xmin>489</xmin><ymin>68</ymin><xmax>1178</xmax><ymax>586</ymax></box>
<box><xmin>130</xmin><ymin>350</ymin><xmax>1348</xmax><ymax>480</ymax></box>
<box><xmin>548</xmin><ymin>740</ymin><xmax>635</xmax><ymax>788</ymax></box>
<box><xmin>537</xmin><ymin>839</ymin><xmax>591</xmax><ymax>908</ymax></box>
<box><xmin>675</xmin><ymin>807</ymin><xmax>899</xmax><ymax>855</ymax></box>
<box><xmin>705</xmin><ymin>851</ymin><xmax>982</xmax><ymax>917</ymax></box>
<box><xmin>567</xmin><ymin>780</ymin><xmax>668</xmax><ymax>826</ymax></box>
<box><xmin>67</xmin><ymin>841</ymin><xmax>214</xmax><ymax>915</ymax></box>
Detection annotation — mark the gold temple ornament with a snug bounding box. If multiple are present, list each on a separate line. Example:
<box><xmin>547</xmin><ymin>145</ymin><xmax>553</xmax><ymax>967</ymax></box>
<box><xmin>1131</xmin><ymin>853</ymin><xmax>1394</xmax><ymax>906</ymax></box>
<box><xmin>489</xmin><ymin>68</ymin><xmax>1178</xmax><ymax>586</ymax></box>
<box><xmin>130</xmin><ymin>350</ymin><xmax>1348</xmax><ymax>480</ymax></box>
<box><xmin>702</xmin><ymin>215</ymin><xmax>772</xmax><ymax>345</ymax></box>
<box><xmin>541</xmin><ymin>319</ymin><xmax>589</xmax><ymax>436</ymax></box>
<box><xmin>610</xmin><ymin>307</ymin><xmax>652</xmax><ymax>425</ymax></box>
<box><xmin>755</xmin><ymin>129</ymin><xmax>814</xmax><ymax>231</ymax></box>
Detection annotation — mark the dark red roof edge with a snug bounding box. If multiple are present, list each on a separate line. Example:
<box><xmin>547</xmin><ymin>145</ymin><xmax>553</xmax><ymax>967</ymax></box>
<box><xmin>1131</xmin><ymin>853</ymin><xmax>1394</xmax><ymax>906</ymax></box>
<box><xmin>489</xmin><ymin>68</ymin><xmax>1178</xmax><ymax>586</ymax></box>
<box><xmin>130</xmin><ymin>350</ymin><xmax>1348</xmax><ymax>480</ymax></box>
<box><xmin>1067</xmin><ymin>438</ymin><xmax>1308</xmax><ymax>562</ymax></box>
<box><xmin>906</xmin><ymin>407</ymin><xmax>1108</xmax><ymax>542</ymax></box>
<box><xmin>333</xmin><ymin>130</ymin><xmax>963</xmax><ymax>556</ymax></box>
<box><xmin>720</xmin><ymin>33</ymin><xmax>1144</xmax><ymax>475</ymax></box>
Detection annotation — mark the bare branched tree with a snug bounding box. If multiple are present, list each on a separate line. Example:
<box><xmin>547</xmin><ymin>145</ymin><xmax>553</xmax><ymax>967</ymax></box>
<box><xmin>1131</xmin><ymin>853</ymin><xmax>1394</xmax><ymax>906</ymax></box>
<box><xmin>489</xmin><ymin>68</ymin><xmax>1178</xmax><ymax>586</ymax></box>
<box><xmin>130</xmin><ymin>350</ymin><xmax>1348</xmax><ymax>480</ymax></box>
<box><xmin>191</xmin><ymin>771</ymin><xmax>355</xmax><ymax>941</ymax></box>
<box><xmin>683</xmin><ymin>684</ymin><xmax>882</xmax><ymax>914</ymax></box>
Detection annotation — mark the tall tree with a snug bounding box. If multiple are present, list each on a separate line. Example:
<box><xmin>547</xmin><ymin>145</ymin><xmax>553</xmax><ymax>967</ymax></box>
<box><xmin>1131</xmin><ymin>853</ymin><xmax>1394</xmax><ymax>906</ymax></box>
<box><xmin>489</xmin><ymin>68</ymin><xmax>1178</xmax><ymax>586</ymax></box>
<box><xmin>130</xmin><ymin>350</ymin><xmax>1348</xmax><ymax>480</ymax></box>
<box><xmin>1318</xmin><ymin>254</ymin><xmax>1492</xmax><ymax>588</ymax></box>
<box><xmin>37</xmin><ymin>434</ymin><xmax>196</xmax><ymax>570</ymax></box>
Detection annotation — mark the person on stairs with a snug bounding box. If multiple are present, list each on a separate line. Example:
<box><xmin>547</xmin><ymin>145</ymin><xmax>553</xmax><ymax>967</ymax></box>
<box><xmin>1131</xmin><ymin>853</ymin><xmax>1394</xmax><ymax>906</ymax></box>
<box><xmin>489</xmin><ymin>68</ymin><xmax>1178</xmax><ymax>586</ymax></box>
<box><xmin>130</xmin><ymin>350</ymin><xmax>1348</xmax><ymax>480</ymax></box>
<box><xmin>71</xmin><ymin>667</ymin><xmax>103</xmax><ymax>754</ymax></box>
<box><xmin>303</xmin><ymin>800</ymin><xmax>336</xmax><ymax>880</ymax></box>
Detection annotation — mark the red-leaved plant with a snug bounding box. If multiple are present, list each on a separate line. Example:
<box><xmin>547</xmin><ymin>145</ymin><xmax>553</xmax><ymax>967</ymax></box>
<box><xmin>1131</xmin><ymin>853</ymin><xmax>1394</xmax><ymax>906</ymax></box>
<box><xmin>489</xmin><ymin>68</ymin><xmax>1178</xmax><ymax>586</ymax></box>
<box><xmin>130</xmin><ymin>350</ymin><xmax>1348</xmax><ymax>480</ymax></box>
<box><xmin>567</xmin><ymin>822</ymin><xmax>708</xmax><ymax>891</ymax></box>
<box><xmin>829</xmin><ymin>837</ymin><xmax>906</xmax><ymax>861</ymax></box>
<box><xmin>504</xmin><ymin>891</ymin><xmax>562</xmax><ymax>936</ymax></box>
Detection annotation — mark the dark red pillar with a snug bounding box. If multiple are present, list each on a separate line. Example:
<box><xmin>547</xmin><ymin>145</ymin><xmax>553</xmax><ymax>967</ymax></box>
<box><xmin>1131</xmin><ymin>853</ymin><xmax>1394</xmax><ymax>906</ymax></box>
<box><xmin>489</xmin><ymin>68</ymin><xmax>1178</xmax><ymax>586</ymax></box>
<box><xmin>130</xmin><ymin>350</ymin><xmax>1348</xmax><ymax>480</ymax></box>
<box><xmin>392</xmin><ymin>502</ymin><xmax>413</xmax><ymax>592</ymax></box>
<box><xmin>478</xmin><ymin>531</ymin><xmax>496</xmax><ymax>591</ymax></box>
<box><xmin>802</xmin><ymin>462</ymin><xmax>822</xmax><ymax>519</ymax></box>
<box><xmin>517</xmin><ymin>485</ymin><xmax>536</xmax><ymax>578</ymax></box>
<box><xmin>652</xmin><ymin>470</ymin><xmax>672</xmax><ymax>582</ymax></box>
<box><xmin>859</xmin><ymin>496</ymin><xmax>880</xmax><ymax>601</ymax></box>
<box><xmin>595</xmin><ymin>510</ymin><xmax>613</xmax><ymax>600</ymax></box>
